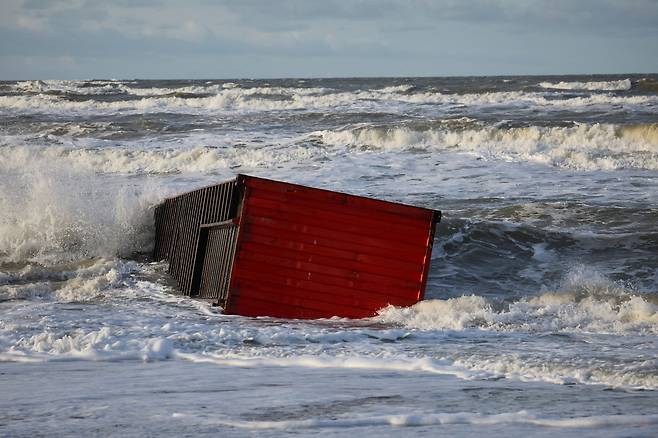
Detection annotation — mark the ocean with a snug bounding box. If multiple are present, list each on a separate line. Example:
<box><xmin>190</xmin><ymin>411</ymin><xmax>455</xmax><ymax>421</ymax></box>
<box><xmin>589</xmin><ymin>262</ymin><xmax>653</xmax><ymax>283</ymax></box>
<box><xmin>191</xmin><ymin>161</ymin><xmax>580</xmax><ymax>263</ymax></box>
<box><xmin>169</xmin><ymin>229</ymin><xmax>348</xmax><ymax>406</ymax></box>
<box><xmin>1</xmin><ymin>75</ymin><xmax>657</xmax><ymax>436</ymax></box>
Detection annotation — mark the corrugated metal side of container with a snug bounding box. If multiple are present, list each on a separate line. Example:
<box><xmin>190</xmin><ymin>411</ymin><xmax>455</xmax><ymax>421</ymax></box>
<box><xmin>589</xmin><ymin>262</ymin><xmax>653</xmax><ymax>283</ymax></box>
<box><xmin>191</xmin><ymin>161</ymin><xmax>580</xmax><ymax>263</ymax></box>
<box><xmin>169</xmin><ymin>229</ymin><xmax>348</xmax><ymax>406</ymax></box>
<box><xmin>153</xmin><ymin>200</ymin><xmax>169</xmax><ymax>261</ymax></box>
<box><xmin>224</xmin><ymin>176</ymin><xmax>438</xmax><ymax>319</ymax></box>
<box><xmin>155</xmin><ymin>179</ymin><xmax>238</xmax><ymax>296</ymax></box>
<box><xmin>195</xmin><ymin>180</ymin><xmax>241</xmax><ymax>303</ymax></box>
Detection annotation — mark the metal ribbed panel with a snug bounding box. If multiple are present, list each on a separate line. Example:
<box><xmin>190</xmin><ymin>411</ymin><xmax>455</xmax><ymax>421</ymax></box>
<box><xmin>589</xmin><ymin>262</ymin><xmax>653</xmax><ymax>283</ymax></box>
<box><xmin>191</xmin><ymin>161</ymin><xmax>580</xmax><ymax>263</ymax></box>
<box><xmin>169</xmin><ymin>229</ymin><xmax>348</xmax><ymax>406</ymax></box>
<box><xmin>225</xmin><ymin>176</ymin><xmax>441</xmax><ymax>319</ymax></box>
<box><xmin>153</xmin><ymin>198</ymin><xmax>177</xmax><ymax>261</ymax></box>
<box><xmin>152</xmin><ymin>179</ymin><xmax>239</xmax><ymax>296</ymax></box>
<box><xmin>197</xmin><ymin>224</ymin><xmax>239</xmax><ymax>302</ymax></box>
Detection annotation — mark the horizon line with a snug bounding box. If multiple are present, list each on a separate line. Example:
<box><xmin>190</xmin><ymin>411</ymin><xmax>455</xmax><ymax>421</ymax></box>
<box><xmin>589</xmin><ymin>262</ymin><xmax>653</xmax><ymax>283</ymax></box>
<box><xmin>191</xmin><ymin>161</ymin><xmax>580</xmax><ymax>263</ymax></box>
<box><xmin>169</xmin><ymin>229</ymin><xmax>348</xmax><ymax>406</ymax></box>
<box><xmin>2</xmin><ymin>72</ymin><xmax>657</xmax><ymax>82</ymax></box>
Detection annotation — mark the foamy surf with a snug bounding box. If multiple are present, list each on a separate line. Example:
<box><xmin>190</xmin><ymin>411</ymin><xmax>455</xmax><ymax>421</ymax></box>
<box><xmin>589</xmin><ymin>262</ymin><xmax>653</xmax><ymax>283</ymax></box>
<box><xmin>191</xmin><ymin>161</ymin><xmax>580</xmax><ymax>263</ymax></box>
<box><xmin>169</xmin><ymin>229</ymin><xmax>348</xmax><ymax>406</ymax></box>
<box><xmin>316</xmin><ymin>122</ymin><xmax>658</xmax><ymax>170</ymax></box>
<box><xmin>2</xmin><ymin>122</ymin><xmax>658</xmax><ymax>174</ymax></box>
<box><xmin>170</xmin><ymin>410</ymin><xmax>658</xmax><ymax>430</ymax></box>
<box><xmin>2</xmin><ymin>260</ymin><xmax>657</xmax><ymax>390</ymax></box>
<box><xmin>0</xmin><ymin>141</ymin><xmax>321</xmax><ymax>175</ymax></box>
<box><xmin>377</xmin><ymin>267</ymin><xmax>658</xmax><ymax>335</ymax></box>
<box><xmin>539</xmin><ymin>78</ymin><xmax>632</xmax><ymax>91</ymax></box>
<box><xmin>1</xmin><ymin>86</ymin><xmax>656</xmax><ymax>116</ymax></box>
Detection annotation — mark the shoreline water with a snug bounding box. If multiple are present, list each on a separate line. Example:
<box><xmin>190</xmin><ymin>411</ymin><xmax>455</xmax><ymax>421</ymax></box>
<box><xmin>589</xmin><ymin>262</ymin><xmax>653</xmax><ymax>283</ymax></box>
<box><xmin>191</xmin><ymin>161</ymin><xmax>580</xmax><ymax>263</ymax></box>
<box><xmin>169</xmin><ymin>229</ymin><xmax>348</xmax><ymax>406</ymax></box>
<box><xmin>3</xmin><ymin>360</ymin><xmax>658</xmax><ymax>437</ymax></box>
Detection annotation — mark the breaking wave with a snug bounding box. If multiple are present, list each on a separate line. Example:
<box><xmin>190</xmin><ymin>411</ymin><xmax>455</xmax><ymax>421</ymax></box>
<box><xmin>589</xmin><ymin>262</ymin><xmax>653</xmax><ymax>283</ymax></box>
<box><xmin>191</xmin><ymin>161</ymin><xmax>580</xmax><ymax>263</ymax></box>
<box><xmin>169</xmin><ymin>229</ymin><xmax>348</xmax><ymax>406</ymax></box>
<box><xmin>539</xmin><ymin>78</ymin><xmax>632</xmax><ymax>91</ymax></box>
<box><xmin>316</xmin><ymin>122</ymin><xmax>658</xmax><ymax>170</ymax></box>
<box><xmin>8</xmin><ymin>80</ymin><xmax>328</xmax><ymax>99</ymax></box>
<box><xmin>0</xmin><ymin>160</ymin><xmax>159</xmax><ymax>264</ymax></box>
<box><xmin>377</xmin><ymin>266</ymin><xmax>658</xmax><ymax>335</ymax></box>
<box><xmin>170</xmin><ymin>410</ymin><xmax>658</xmax><ymax>430</ymax></box>
<box><xmin>2</xmin><ymin>122</ymin><xmax>657</xmax><ymax>173</ymax></box>
<box><xmin>8</xmin><ymin>80</ymin><xmax>290</xmax><ymax>97</ymax></box>
<box><xmin>10</xmin><ymin>79</ymin><xmax>133</xmax><ymax>95</ymax></box>
<box><xmin>2</xmin><ymin>85</ymin><xmax>656</xmax><ymax>115</ymax></box>
<box><xmin>0</xmin><ymin>142</ymin><xmax>319</xmax><ymax>175</ymax></box>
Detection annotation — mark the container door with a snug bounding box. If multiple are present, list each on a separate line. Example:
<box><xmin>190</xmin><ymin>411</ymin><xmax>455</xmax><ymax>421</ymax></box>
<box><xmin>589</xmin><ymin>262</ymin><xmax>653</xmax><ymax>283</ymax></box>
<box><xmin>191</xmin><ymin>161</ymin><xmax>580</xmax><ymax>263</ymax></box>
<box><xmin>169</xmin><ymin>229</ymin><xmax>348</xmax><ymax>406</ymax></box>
<box><xmin>194</xmin><ymin>223</ymin><xmax>239</xmax><ymax>306</ymax></box>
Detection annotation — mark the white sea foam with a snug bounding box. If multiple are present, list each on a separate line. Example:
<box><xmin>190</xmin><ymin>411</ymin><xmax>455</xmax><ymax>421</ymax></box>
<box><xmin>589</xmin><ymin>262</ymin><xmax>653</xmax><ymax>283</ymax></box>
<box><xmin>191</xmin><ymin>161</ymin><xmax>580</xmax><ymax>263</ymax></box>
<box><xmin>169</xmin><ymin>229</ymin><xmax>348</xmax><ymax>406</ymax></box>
<box><xmin>0</xmin><ymin>258</ymin><xmax>135</xmax><ymax>302</ymax></box>
<box><xmin>171</xmin><ymin>410</ymin><xmax>658</xmax><ymax>430</ymax></box>
<box><xmin>176</xmin><ymin>353</ymin><xmax>489</xmax><ymax>381</ymax></box>
<box><xmin>1</xmin><ymin>264</ymin><xmax>656</xmax><ymax>389</ymax></box>
<box><xmin>0</xmin><ymin>282</ymin><xmax>53</xmax><ymax>301</ymax></box>
<box><xmin>12</xmin><ymin>80</ymin><xmax>130</xmax><ymax>95</ymax></box>
<box><xmin>376</xmin><ymin>84</ymin><xmax>416</xmax><ymax>93</ymax></box>
<box><xmin>0</xmin><ymin>142</ymin><xmax>320</xmax><ymax>175</ymax></box>
<box><xmin>316</xmin><ymin>123</ymin><xmax>658</xmax><ymax>170</ymax></box>
<box><xmin>386</xmin><ymin>89</ymin><xmax>653</xmax><ymax>107</ymax></box>
<box><xmin>377</xmin><ymin>266</ymin><xmax>658</xmax><ymax>335</ymax></box>
<box><xmin>9</xmin><ymin>80</ymin><xmax>329</xmax><ymax>98</ymax></box>
<box><xmin>126</xmin><ymin>84</ymin><xmax>329</xmax><ymax>97</ymax></box>
<box><xmin>4</xmin><ymin>326</ymin><xmax>656</xmax><ymax>389</ymax></box>
<box><xmin>54</xmin><ymin>258</ymin><xmax>137</xmax><ymax>302</ymax></box>
<box><xmin>0</xmin><ymin>263</ymin><xmax>70</xmax><ymax>286</ymax></box>
<box><xmin>1</xmin><ymin>86</ymin><xmax>655</xmax><ymax>116</ymax></box>
<box><xmin>539</xmin><ymin>78</ymin><xmax>632</xmax><ymax>91</ymax></box>
<box><xmin>2</xmin><ymin>122</ymin><xmax>657</xmax><ymax>174</ymax></box>
<box><xmin>450</xmin><ymin>351</ymin><xmax>658</xmax><ymax>389</ymax></box>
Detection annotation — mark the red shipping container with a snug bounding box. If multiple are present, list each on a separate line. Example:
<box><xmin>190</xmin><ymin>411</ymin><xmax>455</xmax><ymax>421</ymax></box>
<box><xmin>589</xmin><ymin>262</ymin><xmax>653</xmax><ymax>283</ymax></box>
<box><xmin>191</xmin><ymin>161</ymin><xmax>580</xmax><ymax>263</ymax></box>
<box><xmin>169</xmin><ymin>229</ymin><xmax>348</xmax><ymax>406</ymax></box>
<box><xmin>153</xmin><ymin>175</ymin><xmax>441</xmax><ymax>319</ymax></box>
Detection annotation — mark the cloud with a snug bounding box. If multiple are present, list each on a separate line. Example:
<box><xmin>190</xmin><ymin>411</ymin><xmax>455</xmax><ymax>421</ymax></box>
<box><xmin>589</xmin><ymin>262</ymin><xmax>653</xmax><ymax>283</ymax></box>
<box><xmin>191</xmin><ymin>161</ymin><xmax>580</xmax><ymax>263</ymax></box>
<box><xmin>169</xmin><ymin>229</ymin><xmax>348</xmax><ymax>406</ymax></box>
<box><xmin>6</xmin><ymin>0</ymin><xmax>658</xmax><ymax>39</ymax></box>
<box><xmin>0</xmin><ymin>0</ymin><xmax>656</xmax><ymax>78</ymax></box>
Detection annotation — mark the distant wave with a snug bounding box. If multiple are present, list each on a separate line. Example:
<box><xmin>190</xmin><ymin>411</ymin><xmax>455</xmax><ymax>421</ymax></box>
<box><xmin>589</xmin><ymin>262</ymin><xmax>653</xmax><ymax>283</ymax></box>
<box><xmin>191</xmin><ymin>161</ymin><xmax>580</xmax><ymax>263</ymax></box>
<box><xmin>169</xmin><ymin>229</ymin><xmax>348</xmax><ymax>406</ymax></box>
<box><xmin>2</xmin><ymin>84</ymin><xmax>656</xmax><ymax>115</ymax></box>
<box><xmin>11</xmin><ymin>79</ymin><xmax>134</xmax><ymax>95</ymax></box>
<box><xmin>539</xmin><ymin>78</ymin><xmax>632</xmax><ymax>91</ymax></box>
<box><xmin>7</xmin><ymin>80</ymin><xmax>330</xmax><ymax>98</ymax></box>
<box><xmin>5</xmin><ymin>78</ymin><xmax>636</xmax><ymax>97</ymax></box>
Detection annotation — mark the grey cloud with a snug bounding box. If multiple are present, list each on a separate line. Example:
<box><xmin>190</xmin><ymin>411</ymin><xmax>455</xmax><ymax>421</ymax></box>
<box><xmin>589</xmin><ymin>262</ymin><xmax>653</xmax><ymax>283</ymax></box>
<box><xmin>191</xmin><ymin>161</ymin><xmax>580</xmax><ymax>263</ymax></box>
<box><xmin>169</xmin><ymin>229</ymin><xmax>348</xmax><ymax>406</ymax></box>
<box><xmin>1</xmin><ymin>0</ymin><xmax>656</xmax><ymax>79</ymax></box>
<box><xmin>7</xmin><ymin>1</ymin><xmax>658</xmax><ymax>38</ymax></box>
<box><xmin>216</xmin><ymin>0</ymin><xmax>658</xmax><ymax>31</ymax></box>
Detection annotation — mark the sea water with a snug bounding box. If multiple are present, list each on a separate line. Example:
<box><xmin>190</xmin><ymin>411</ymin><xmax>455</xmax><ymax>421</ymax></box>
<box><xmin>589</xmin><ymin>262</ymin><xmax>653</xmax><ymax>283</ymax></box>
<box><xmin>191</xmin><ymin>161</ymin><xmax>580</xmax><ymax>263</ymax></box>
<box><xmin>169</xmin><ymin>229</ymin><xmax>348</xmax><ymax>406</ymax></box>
<box><xmin>1</xmin><ymin>75</ymin><xmax>657</xmax><ymax>436</ymax></box>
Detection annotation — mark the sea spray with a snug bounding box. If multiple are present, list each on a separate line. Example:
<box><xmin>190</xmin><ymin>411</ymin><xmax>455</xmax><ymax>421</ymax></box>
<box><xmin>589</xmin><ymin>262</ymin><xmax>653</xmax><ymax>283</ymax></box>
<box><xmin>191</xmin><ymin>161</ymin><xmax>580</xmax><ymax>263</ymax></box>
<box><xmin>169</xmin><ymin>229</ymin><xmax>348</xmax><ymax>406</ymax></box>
<box><xmin>0</xmin><ymin>159</ymin><xmax>160</xmax><ymax>264</ymax></box>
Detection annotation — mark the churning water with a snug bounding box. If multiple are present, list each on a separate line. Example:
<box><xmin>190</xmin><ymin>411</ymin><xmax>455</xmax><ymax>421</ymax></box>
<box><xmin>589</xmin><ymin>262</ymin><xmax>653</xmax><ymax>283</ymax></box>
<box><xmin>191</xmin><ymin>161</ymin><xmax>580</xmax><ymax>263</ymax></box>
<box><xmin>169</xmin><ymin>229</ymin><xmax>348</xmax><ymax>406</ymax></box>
<box><xmin>1</xmin><ymin>75</ymin><xmax>658</xmax><ymax>436</ymax></box>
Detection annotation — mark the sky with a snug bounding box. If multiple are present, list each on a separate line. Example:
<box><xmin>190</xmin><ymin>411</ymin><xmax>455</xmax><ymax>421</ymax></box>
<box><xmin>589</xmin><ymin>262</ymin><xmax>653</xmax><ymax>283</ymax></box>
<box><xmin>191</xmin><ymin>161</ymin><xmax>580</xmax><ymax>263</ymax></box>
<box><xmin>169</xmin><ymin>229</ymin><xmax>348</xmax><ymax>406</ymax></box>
<box><xmin>1</xmin><ymin>0</ymin><xmax>657</xmax><ymax>79</ymax></box>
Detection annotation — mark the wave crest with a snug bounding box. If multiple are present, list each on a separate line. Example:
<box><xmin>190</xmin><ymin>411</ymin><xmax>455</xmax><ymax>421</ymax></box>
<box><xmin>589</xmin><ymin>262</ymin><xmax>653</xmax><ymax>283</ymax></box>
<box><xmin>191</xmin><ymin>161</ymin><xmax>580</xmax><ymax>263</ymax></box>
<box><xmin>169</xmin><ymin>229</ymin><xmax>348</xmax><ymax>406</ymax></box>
<box><xmin>316</xmin><ymin>123</ymin><xmax>658</xmax><ymax>170</ymax></box>
<box><xmin>377</xmin><ymin>266</ymin><xmax>658</xmax><ymax>334</ymax></box>
<box><xmin>539</xmin><ymin>78</ymin><xmax>632</xmax><ymax>91</ymax></box>
<box><xmin>0</xmin><ymin>142</ymin><xmax>320</xmax><ymax>175</ymax></box>
<box><xmin>2</xmin><ymin>85</ymin><xmax>656</xmax><ymax>115</ymax></box>
<box><xmin>3</xmin><ymin>122</ymin><xmax>657</xmax><ymax>174</ymax></box>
